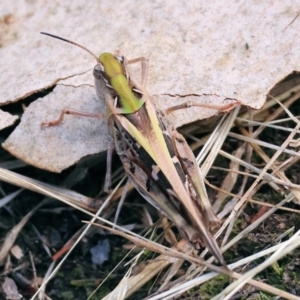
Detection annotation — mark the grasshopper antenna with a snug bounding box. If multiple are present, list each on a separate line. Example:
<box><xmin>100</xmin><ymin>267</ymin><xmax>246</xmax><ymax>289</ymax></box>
<box><xmin>40</xmin><ymin>32</ymin><xmax>99</xmax><ymax>63</ymax></box>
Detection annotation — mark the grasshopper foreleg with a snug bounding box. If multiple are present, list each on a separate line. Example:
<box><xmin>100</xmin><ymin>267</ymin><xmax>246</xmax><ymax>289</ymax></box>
<box><xmin>41</xmin><ymin>109</ymin><xmax>104</xmax><ymax>127</ymax></box>
<box><xmin>126</xmin><ymin>57</ymin><xmax>149</xmax><ymax>88</ymax></box>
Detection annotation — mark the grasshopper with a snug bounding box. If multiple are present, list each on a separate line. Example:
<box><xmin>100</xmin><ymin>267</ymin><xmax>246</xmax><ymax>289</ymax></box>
<box><xmin>41</xmin><ymin>32</ymin><xmax>236</xmax><ymax>266</ymax></box>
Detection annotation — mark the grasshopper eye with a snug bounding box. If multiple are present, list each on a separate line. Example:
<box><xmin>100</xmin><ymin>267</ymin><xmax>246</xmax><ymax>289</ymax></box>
<box><xmin>93</xmin><ymin>64</ymin><xmax>104</xmax><ymax>80</ymax></box>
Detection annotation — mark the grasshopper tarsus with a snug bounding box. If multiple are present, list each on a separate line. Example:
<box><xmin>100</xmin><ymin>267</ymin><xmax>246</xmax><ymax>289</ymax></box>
<box><xmin>41</xmin><ymin>120</ymin><xmax>60</xmax><ymax>127</ymax></box>
<box><xmin>41</xmin><ymin>109</ymin><xmax>73</xmax><ymax>128</ymax></box>
<box><xmin>219</xmin><ymin>100</ymin><xmax>241</xmax><ymax>112</ymax></box>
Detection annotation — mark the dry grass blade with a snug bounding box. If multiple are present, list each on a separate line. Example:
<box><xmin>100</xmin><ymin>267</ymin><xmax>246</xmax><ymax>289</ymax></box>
<box><xmin>0</xmin><ymin>189</ymin><xmax>23</xmax><ymax>208</ymax></box>
<box><xmin>103</xmin><ymin>256</ymin><xmax>170</xmax><ymax>300</ymax></box>
<box><xmin>213</xmin><ymin>231</ymin><xmax>300</xmax><ymax>300</ymax></box>
<box><xmin>97</xmin><ymin>232</ymin><xmax>229</xmax><ymax>300</ymax></box>
<box><xmin>83</xmin><ymin>223</ymin><xmax>228</xmax><ymax>273</ymax></box>
<box><xmin>31</xmin><ymin>177</ymin><xmax>126</xmax><ymax>300</ymax></box>
<box><xmin>228</xmin><ymin>131</ymin><xmax>300</xmax><ymax>157</ymax></box>
<box><xmin>219</xmin><ymin>150</ymin><xmax>300</xmax><ymax>190</ymax></box>
<box><xmin>213</xmin><ymin>145</ymin><xmax>245</xmax><ymax>213</ymax></box>
<box><xmin>0</xmin><ymin>167</ymin><xmax>99</xmax><ymax>212</ymax></box>
<box><xmin>85</xmin><ymin>220</ymin><xmax>300</xmax><ymax>300</ymax></box>
<box><xmin>145</xmin><ymin>237</ymin><xmax>300</xmax><ymax>300</ymax></box>
<box><xmin>221</xmin><ymin>193</ymin><xmax>294</xmax><ymax>255</ymax></box>
<box><xmin>0</xmin><ymin>199</ymin><xmax>48</xmax><ymax>265</ymax></box>
<box><xmin>198</xmin><ymin>107</ymin><xmax>240</xmax><ymax>175</ymax></box>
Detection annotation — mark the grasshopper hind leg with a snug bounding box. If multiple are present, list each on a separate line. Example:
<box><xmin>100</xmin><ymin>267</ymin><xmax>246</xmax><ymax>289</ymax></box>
<box><xmin>165</xmin><ymin>100</ymin><xmax>240</xmax><ymax>115</ymax></box>
<box><xmin>120</xmin><ymin>154</ymin><xmax>212</xmax><ymax>251</ymax></box>
<box><xmin>103</xmin><ymin>137</ymin><xmax>115</xmax><ymax>193</ymax></box>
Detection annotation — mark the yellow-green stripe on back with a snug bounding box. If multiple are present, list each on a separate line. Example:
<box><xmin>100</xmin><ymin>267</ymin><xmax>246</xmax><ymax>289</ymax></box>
<box><xmin>99</xmin><ymin>53</ymin><xmax>144</xmax><ymax>114</ymax></box>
